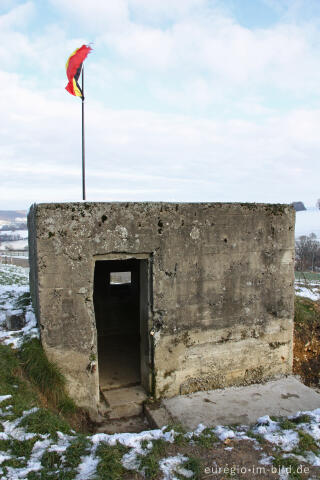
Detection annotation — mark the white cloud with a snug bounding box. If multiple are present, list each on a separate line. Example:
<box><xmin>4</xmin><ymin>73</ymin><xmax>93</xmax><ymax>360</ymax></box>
<box><xmin>102</xmin><ymin>23</ymin><xmax>174</xmax><ymax>71</ymax></box>
<box><xmin>128</xmin><ymin>0</ymin><xmax>208</xmax><ymax>23</ymax></box>
<box><xmin>49</xmin><ymin>0</ymin><xmax>129</xmax><ymax>32</ymax></box>
<box><xmin>86</xmin><ymin>3</ymin><xmax>320</xmax><ymax>109</ymax></box>
<box><xmin>50</xmin><ymin>0</ymin><xmax>209</xmax><ymax>30</ymax></box>
<box><xmin>0</xmin><ymin>1</ymin><xmax>34</xmax><ymax>28</ymax></box>
<box><xmin>39</xmin><ymin>0</ymin><xmax>320</xmax><ymax>100</ymax></box>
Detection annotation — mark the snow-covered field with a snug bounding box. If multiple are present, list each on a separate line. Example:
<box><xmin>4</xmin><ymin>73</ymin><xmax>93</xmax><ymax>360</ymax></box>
<box><xmin>0</xmin><ymin>264</ymin><xmax>320</xmax><ymax>479</ymax></box>
<box><xmin>295</xmin><ymin>281</ymin><xmax>320</xmax><ymax>301</ymax></box>
<box><xmin>295</xmin><ymin>286</ymin><xmax>319</xmax><ymax>301</ymax></box>
<box><xmin>0</xmin><ymin>266</ymin><xmax>38</xmax><ymax>348</ymax></box>
<box><xmin>0</xmin><ymin>230</ymin><xmax>28</xmax><ymax>238</ymax></box>
<box><xmin>295</xmin><ymin>207</ymin><xmax>320</xmax><ymax>239</ymax></box>
<box><xmin>295</xmin><ymin>273</ymin><xmax>320</xmax><ymax>302</ymax></box>
<box><xmin>0</xmin><ymin>226</ymin><xmax>28</xmax><ymax>251</ymax></box>
<box><xmin>0</xmin><ymin>240</ymin><xmax>28</xmax><ymax>251</ymax></box>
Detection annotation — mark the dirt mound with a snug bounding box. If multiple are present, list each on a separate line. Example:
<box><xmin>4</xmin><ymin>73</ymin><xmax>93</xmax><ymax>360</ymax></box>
<box><xmin>293</xmin><ymin>297</ymin><xmax>320</xmax><ymax>388</ymax></box>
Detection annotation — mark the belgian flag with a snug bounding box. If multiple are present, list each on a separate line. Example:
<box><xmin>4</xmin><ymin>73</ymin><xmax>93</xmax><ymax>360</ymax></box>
<box><xmin>65</xmin><ymin>45</ymin><xmax>92</xmax><ymax>99</ymax></box>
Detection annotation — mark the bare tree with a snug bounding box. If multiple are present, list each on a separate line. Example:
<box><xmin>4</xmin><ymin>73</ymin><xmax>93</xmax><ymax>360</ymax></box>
<box><xmin>295</xmin><ymin>233</ymin><xmax>320</xmax><ymax>271</ymax></box>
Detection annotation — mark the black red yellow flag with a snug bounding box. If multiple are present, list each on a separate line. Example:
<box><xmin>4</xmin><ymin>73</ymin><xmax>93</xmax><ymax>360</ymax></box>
<box><xmin>65</xmin><ymin>45</ymin><xmax>92</xmax><ymax>98</ymax></box>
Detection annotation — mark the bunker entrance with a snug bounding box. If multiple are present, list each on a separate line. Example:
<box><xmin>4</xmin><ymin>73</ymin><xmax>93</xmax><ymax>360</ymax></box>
<box><xmin>93</xmin><ymin>258</ymin><xmax>149</xmax><ymax>393</ymax></box>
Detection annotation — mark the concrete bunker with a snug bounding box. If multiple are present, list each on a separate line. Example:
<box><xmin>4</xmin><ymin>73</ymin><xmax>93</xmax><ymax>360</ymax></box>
<box><xmin>28</xmin><ymin>202</ymin><xmax>295</xmax><ymax>415</ymax></box>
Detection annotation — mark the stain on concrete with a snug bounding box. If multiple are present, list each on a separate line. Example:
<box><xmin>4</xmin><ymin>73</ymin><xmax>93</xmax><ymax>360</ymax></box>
<box><xmin>281</xmin><ymin>393</ymin><xmax>300</xmax><ymax>399</ymax></box>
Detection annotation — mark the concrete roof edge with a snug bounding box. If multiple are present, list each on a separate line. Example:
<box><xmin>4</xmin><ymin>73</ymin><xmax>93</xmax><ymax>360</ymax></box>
<box><xmin>29</xmin><ymin>201</ymin><xmax>294</xmax><ymax>208</ymax></box>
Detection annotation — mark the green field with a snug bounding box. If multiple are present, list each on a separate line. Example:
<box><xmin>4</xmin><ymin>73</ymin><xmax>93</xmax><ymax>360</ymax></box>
<box><xmin>295</xmin><ymin>271</ymin><xmax>320</xmax><ymax>283</ymax></box>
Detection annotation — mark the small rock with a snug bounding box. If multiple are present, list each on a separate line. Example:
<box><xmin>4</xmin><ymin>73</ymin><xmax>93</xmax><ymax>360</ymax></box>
<box><xmin>6</xmin><ymin>311</ymin><xmax>25</xmax><ymax>330</ymax></box>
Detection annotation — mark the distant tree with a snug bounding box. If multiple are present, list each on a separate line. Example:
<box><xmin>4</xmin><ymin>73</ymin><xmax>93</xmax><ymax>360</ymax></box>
<box><xmin>316</xmin><ymin>199</ymin><xmax>320</xmax><ymax>210</ymax></box>
<box><xmin>291</xmin><ymin>201</ymin><xmax>306</xmax><ymax>211</ymax></box>
<box><xmin>0</xmin><ymin>234</ymin><xmax>20</xmax><ymax>242</ymax></box>
<box><xmin>295</xmin><ymin>233</ymin><xmax>320</xmax><ymax>271</ymax></box>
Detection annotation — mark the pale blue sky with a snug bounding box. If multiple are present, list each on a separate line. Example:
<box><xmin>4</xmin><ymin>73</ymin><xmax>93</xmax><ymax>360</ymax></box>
<box><xmin>1</xmin><ymin>0</ymin><xmax>320</xmax><ymax>208</ymax></box>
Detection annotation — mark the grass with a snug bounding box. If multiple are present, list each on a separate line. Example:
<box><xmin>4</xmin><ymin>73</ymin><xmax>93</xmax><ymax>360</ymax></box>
<box><xmin>19</xmin><ymin>338</ymin><xmax>66</xmax><ymax>402</ymax></box>
<box><xmin>19</xmin><ymin>337</ymin><xmax>77</xmax><ymax>413</ymax></box>
<box><xmin>0</xmin><ymin>339</ymin><xmax>78</xmax><ymax>436</ymax></box>
<box><xmin>246</xmin><ymin>430</ymin><xmax>266</xmax><ymax>444</ymax></box>
<box><xmin>0</xmin><ymin>264</ymin><xmax>29</xmax><ymax>286</ymax></box>
<box><xmin>295</xmin><ymin>271</ymin><xmax>320</xmax><ymax>282</ymax></box>
<box><xmin>0</xmin><ymin>342</ymin><xmax>20</xmax><ymax>376</ymax></box>
<box><xmin>138</xmin><ymin>452</ymin><xmax>159</xmax><ymax>479</ymax></box>
<box><xmin>64</xmin><ymin>435</ymin><xmax>92</xmax><ymax>469</ymax></box>
<box><xmin>0</xmin><ymin>344</ymin><xmax>38</xmax><ymax>419</ymax></box>
<box><xmin>279</xmin><ymin>418</ymin><xmax>298</xmax><ymax>430</ymax></box>
<box><xmin>177</xmin><ymin>457</ymin><xmax>202</xmax><ymax>479</ymax></box>
<box><xmin>294</xmin><ymin>297</ymin><xmax>320</xmax><ymax>334</ymax></box>
<box><xmin>193</xmin><ymin>428</ymin><xmax>218</xmax><ymax>448</ymax></box>
<box><xmin>138</xmin><ymin>435</ymin><xmax>203</xmax><ymax>479</ymax></box>
<box><xmin>137</xmin><ymin>439</ymin><xmax>168</xmax><ymax>479</ymax></box>
<box><xmin>41</xmin><ymin>450</ymin><xmax>63</xmax><ymax>470</ymax></box>
<box><xmin>20</xmin><ymin>408</ymin><xmax>72</xmax><ymax>440</ymax></box>
<box><xmin>94</xmin><ymin>442</ymin><xmax>129</xmax><ymax>480</ymax></box>
<box><xmin>14</xmin><ymin>291</ymin><xmax>31</xmax><ymax>311</ymax></box>
<box><xmin>164</xmin><ymin>422</ymin><xmax>188</xmax><ymax>446</ymax></box>
<box><xmin>296</xmin><ymin>430</ymin><xmax>319</xmax><ymax>454</ymax></box>
<box><xmin>273</xmin><ymin>455</ymin><xmax>302</xmax><ymax>480</ymax></box>
<box><xmin>37</xmin><ymin>435</ymin><xmax>92</xmax><ymax>479</ymax></box>
<box><xmin>276</xmin><ymin>413</ymin><xmax>312</xmax><ymax>428</ymax></box>
<box><xmin>292</xmin><ymin>414</ymin><xmax>312</xmax><ymax>424</ymax></box>
<box><xmin>2</xmin><ymin>457</ymin><xmax>27</xmax><ymax>469</ymax></box>
<box><xmin>27</xmin><ymin>468</ymin><xmax>77</xmax><ymax>480</ymax></box>
<box><xmin>8</xmin><ymin>437</ymin><xmax>39</xmax><ymax>458</ymax></box>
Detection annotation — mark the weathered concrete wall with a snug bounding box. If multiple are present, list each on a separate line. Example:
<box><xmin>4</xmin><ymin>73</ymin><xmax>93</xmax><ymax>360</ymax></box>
<box><xmin>28</xmin><ymin>202</ymin><xmax>295</xmax><ymax>412</ymax></box>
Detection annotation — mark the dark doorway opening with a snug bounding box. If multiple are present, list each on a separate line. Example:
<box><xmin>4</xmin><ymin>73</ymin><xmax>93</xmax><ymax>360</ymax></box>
<box><xmin>93</xmin><ymin>258</ymin><xmax>149</xmax><ymax>392</ymax></box>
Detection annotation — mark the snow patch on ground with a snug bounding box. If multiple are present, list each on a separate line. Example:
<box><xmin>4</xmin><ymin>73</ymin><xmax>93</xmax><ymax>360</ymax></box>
<box><xmin>214</xmin><ymin>425</ymin><xmax>236</xmax><ymax>442</ymax></box>
<box><xmin>0</xmin><ymin>395</ymin><xmax>12</xmax><ymax>403</ymax></box>
<box><xmin>0</xmin><ymin>266</ymin><xmax>39</xmax><ymax>347</ymax></box>
<box><xmin>259</xmin><ymin>453</ymin><xmax>274</xmax><ymax>465</ymax></box>
<box><xmin>75</xmin><ymin>453</ymin><xmax>99</xmax><ymax>480</ymax></box>
<box><xmin>295</xmin><ymin>285</ymin><xmax>320</xmax><ymax>301</ymax></box>
<box><xmin>2</xmin><ymin>407</ymin><xmax>39</xmax><ymax>442</ymax></box>
<box><xmin>159</xmin><ymin>454</ymin><xmax>193</xmax><ymax>479</ymax></box>
<box><xmin>254</xmin><ymin>416</ymin><xmax>299</xmax><ymax>451</ymax></box>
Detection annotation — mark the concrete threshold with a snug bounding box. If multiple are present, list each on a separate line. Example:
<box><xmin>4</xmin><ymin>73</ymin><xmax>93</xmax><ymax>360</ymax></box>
<box><xmin>149</xmin><ymin>376</ymin><xmax>320</xmax><ymax>431</ymax></box>
<box><xmin>101</xmin><ymin>385</ymin><xmax>147</xmax><ymax>420</ymax></box>
<box><xmin>95</xmin><ymin>414</ymin><xmax>150</xmax><ymax>434</ymax></box>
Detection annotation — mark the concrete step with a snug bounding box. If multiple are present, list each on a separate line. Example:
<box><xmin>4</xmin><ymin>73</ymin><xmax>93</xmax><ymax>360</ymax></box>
<box><xmin>102</xmin><ymin>385</ymin><xmax>147</xmax><ymax>419</ymax></box>
<box><xmin>94</xmin><ymin>414</ymin><xmax>150</xmax><ymax>434</ymax></box>
<box><xmin>163</xmin><ymin>376</ymin><xmax>320</xmax><ymax>430</ymax></box>
<box><xmin>97</xmin><ymin>398</ymin><xmax>111</xmax><ymax>419</ymax></box>
<box><xmin>144</xmin><ymin>404</ymin><xmax>173</xmax><ymax>429</ymax></box>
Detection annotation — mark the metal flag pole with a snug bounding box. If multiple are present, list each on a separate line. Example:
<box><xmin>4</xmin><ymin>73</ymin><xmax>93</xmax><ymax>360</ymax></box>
<box><xmin>82</xmin><ymin>65</ymin><xmax>86</xmax><ymax>201</ymax></box>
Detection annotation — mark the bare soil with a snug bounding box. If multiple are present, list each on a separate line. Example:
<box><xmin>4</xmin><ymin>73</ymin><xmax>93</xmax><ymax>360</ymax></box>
<box><xmin>293</xmin><ymin>297</ymin><xmax>320</xmax><ymax>389</ymax></box>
